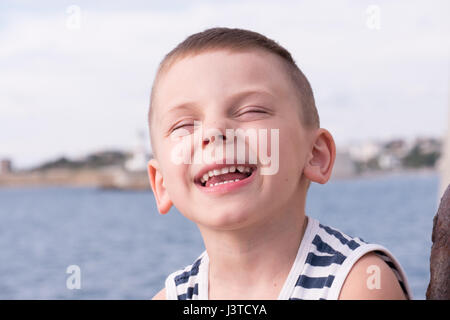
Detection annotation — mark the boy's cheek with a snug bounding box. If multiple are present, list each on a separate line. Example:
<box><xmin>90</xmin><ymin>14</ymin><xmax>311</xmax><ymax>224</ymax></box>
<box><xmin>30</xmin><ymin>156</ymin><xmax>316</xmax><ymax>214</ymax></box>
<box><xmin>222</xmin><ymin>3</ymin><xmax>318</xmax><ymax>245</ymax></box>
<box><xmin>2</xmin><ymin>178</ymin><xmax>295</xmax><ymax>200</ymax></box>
<box><xmin>275</xmin><ymin>139</ymin><xmax>307</xmax><ymax>183</ymax></box>
<box><xmin>164</xmin><ymin>137</ymin><xmax>193</xmax><ymax>167</ymax></box>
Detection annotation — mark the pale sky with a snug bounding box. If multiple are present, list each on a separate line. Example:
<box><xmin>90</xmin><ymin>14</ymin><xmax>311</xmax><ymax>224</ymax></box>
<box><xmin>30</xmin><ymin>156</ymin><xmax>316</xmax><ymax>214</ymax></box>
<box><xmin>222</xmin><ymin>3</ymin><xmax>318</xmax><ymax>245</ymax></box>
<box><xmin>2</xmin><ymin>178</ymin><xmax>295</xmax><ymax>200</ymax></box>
<box><xmin>0</xmin><ymin>0</ymin><xmax>448</xmax><ymax>169</ymax></box>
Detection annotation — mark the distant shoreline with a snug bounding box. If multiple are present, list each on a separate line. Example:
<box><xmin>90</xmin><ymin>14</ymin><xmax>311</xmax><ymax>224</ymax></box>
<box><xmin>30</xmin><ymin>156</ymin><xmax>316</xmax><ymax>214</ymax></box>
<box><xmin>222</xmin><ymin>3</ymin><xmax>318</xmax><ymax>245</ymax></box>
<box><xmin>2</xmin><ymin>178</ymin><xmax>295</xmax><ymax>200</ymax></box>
<box><xmin>0</xmin><ymin>167</ymin><xmax>439</xmax><ymax>190</ymax></box>
<box><xmin>330</xmin><ymin>167</ymin><xmax>438</xmax><ymax>182</ymax></box>
<box><xmin>0</xmin><ymin>168</ymin><xmax>150</xmax><ymax>191</ymax></box>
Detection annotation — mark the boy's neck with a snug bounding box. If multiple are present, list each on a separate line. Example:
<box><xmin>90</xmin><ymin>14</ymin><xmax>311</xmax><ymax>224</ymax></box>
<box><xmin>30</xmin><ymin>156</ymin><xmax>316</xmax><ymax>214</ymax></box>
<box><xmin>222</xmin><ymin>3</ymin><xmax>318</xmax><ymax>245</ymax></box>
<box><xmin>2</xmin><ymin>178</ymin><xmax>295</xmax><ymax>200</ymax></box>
<box><xmin>198</xmin><ymin>201</ymin><xmax>308</xmax><ymax>299</ymax></box>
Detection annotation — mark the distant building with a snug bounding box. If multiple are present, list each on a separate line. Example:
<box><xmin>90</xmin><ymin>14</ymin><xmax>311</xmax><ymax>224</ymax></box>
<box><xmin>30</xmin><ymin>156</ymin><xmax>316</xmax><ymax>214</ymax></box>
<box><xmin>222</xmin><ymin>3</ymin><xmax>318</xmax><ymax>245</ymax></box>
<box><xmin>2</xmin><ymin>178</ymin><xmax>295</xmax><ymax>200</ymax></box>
<box><xmin>348</xmin><ymin>141</ymin><xmax>381</xmax><ymax>163</ymax></box>
<box><xmin>125</xmin><ymin>150</ymin><xmax>148</xmax><ymax>172</ymax></box>
<box><xmin>377</xmin><ymin>139</ymin><xmax>411</xmax><ymax>170</ymax></box>
<box><xmin>383</xmin><ymin>139</ymin><xmax>411</xmax><ymax>159</ymax></box>
<box><xmin>0</xmin><ymin>159</ymin><xmax>12</xmax><ymax>174</ymax></box>
<box><xmin>125</xmin><ymin>130</ymin><xmax>150</xmax><ymax>172</ymax></box>
<box><xmin>378</xmin><ymin>153</ymin><xmax>401</xmax><ymax>170</ymax></box>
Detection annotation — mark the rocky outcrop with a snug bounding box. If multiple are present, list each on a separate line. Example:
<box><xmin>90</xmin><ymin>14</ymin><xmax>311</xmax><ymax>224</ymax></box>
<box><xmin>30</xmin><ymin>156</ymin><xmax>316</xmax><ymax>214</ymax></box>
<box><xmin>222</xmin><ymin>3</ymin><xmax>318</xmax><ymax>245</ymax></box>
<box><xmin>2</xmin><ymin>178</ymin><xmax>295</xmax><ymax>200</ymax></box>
<box><xmin>426</xmin><ymin>184</ymin><xmax>450</xmax><ymax>299</ymax></box>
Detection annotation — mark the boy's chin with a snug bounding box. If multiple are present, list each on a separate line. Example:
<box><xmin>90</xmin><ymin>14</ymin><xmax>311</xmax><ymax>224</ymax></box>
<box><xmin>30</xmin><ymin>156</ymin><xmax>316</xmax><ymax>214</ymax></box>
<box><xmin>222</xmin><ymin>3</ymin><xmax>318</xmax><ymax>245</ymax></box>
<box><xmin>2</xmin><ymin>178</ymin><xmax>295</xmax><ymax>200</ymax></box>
<box><xmin>195</xmin><ymin>207</ymin><xmax>259</xmax><ymax>231</ymax></box>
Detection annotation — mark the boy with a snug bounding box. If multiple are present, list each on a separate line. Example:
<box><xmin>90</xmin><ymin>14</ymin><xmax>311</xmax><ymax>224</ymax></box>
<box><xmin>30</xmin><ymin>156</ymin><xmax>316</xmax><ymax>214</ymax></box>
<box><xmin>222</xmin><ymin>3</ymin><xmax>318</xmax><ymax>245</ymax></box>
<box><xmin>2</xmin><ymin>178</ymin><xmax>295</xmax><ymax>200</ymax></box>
<box><xmin>147</xmin><ymin>28</ymin><xmax>412</xmax><ymax>300</ymax></box>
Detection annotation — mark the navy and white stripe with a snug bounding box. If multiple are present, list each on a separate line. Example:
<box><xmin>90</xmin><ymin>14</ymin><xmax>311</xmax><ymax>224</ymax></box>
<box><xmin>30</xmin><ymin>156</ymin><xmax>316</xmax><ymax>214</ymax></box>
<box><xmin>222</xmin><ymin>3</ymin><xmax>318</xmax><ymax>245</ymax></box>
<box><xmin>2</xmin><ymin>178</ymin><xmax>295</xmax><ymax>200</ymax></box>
<box><xmin>288</xmin><ymin>222</ymin><xmax>367</xmax><ymax>300</ymax></box>
<box><xmin>164</xmin><ymin>217</ymin><xmax>412</xmax><ymax>300</ymax></box>
<box><xmin>173</xmin><ymin>257</ymin><xmax>201</xmax><ymax>300</ymax></box>
<box><xmin>165</xmin><ymin>252</ymin><xmax>207</xmax><ymax>300</ymax></box>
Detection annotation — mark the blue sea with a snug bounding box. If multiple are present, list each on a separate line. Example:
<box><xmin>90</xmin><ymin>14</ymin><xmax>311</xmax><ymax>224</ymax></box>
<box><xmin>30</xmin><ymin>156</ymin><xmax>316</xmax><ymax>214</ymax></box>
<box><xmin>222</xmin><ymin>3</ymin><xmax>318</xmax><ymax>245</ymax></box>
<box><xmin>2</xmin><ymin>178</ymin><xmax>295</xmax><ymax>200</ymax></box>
<box><xmin>0</xmin><ymin>172</ymin><xmax>439</xmax><ymax>299</ymax></box>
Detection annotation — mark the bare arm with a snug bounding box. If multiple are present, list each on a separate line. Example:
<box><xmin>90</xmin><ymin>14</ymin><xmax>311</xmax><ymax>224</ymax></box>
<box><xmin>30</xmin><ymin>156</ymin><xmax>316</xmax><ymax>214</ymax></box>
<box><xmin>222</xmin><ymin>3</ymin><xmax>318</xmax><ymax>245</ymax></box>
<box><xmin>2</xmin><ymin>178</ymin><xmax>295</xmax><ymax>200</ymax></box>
<box><xmin>339</xmin><ymin>252</ymin><xmax>407</xmax><ymax>300</ymax></box>
<box><xmin>152</xmin><ymin>288</ymin><xmax>166</xmax><ymax>300</ymax></box>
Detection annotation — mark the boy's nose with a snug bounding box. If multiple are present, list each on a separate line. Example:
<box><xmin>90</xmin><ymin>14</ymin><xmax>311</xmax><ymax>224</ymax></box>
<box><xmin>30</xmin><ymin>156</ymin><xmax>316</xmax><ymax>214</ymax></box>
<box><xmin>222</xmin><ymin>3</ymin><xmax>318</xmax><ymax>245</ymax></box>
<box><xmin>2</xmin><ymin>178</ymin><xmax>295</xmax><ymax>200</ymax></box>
<box><xmin>200</xmin><ymin>117</ymin><xmax>234</xmax><ymax>149</ymax></box>
<box><xmin>202</xmin><ymin>133</ymin><xmax>227</xmax><ymax>148</ymax></box>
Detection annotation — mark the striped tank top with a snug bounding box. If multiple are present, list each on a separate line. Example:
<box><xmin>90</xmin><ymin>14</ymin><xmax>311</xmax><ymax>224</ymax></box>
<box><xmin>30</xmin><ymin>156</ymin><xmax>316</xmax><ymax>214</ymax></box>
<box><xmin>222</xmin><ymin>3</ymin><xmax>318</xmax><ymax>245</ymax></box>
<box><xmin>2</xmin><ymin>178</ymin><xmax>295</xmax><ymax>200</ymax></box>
<box><xmin>164</xmin><ymin>217</ymin><xmax>413</xmax><ymax>300</ymax></box>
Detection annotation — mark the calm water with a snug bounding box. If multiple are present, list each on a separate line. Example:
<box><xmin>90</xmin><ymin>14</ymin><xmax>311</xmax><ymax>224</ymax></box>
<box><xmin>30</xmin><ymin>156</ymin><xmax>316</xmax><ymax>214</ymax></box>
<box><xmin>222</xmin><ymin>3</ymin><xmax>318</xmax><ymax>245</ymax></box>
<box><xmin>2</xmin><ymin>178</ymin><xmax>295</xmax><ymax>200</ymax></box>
<box><xmin>0</xmin><ymin>172</ymin><xmax>438</xmax><ymax>299</ymax></box>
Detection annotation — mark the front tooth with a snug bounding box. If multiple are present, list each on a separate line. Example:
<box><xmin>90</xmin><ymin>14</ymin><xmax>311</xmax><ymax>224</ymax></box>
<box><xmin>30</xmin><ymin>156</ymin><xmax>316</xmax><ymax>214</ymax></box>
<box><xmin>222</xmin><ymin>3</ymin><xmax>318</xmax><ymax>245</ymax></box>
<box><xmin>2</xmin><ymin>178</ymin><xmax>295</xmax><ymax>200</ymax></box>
<box><xmin>203</xmin><ymin>173</ymin><xmax>209</xmax><ymax>181</ymax></box>
<box><xmin>221</xmin><ymin>167</ymin><xmax>229</xmax><ymax>174</ymax></box>
<box><xmin>237</xmin><ymin>166</ymin><xmax>244</xmax><ymax>173</ymax></box>
<box><xmin>208</xmin><ymin>171</ymin><xmax>214</xmax><ymax>177</ymax></box>
<box><xmin>213</xmin><ymin>169</ymin><xmax>221</xmax><ymax>176</ymax></box>
<box><xmin>229</xmin><ymin>166</ymin><xmax>236</xmax><ymax>172</ymax></box>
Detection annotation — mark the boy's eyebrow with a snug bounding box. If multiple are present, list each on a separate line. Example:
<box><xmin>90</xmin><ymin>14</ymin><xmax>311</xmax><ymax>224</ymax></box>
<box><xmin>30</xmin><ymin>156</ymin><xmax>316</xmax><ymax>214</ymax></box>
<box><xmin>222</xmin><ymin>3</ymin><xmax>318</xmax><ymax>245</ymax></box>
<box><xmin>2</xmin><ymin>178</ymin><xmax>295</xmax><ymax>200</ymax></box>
<box><xmin>228</xmin><ymin>88</ymin><xmax>276</xmax><ymax>104</ymax></box>
<box><xmin>161</xmin><ymin>102</ymin><xmax>199</xmax><ymax>124</ymax></box>
<box><xmin>164</xmin><ymin>88</ymin><xmax>275</xmax><ymax>116</ymax></box>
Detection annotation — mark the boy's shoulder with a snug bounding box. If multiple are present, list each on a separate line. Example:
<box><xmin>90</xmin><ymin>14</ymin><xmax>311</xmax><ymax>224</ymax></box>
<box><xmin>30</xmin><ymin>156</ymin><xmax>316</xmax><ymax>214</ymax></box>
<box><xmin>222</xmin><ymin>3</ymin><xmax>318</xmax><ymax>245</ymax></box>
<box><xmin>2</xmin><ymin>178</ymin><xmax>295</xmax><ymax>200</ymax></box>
<box><xmin>339</xmin><ymin>251</ymin><xmax>408</xmax><ymax>299</ymax></box>
<box><xmin>301</xmin><ymin>218</ymin><xmax>412</xmax><ymax>299</ymax></box>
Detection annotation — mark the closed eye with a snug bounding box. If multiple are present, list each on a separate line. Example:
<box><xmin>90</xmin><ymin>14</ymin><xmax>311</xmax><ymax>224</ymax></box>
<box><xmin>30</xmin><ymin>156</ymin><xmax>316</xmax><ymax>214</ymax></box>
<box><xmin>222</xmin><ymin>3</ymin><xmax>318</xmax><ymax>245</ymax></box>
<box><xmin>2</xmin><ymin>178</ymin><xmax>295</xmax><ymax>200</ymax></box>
<box><xmin>169</xmin><ymin>121</ymin><xmax>195</xmax><ymax>137</ymax></box>
<box><xmin>173</xmin><ymin>123</ymin><xmax>193</xmax><ymax>131</ymax></box>
<box><xmin>236</xmin><ymin>107</ymin><xmax>271</xmax><ymax>119</ymax></box>
<box><xmin>241</xmin><ymin>110</ymin><xmax>266</xmax><ymax>114</ymax></box>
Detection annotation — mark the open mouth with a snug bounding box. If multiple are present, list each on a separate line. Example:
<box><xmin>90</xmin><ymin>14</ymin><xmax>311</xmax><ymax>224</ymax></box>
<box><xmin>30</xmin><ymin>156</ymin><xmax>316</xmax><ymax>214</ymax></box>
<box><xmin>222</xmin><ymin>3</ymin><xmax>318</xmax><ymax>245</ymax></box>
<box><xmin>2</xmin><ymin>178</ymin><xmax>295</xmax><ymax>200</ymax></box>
<box><xmin>195</xmin><ymin>165</ymin><xmax>256</xmax><ymax>188</ymax></box>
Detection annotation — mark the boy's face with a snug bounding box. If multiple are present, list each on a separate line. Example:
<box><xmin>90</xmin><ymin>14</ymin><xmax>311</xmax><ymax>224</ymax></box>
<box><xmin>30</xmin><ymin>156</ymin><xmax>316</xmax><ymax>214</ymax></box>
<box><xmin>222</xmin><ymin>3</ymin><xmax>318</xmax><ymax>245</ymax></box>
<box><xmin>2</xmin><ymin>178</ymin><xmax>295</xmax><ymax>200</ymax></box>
<box><xmin>149</xmin><ymin>49</ymin><xmax>316</xmax><ymax>230</ymax></box>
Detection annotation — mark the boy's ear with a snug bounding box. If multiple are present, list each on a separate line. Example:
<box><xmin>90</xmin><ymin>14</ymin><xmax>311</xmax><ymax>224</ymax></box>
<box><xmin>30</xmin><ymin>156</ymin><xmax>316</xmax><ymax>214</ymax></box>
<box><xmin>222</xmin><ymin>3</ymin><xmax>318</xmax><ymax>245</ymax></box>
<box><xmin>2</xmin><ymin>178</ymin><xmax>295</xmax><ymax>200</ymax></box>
<box><xmin>147</xmin><ymin>158</ymin><xmax>172</xmax><ymax>214</ymax></box>
<box><xmin>303</xmin><ymin>128</ymin><xmax>336</xmax><ymax>184</ymax></box>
